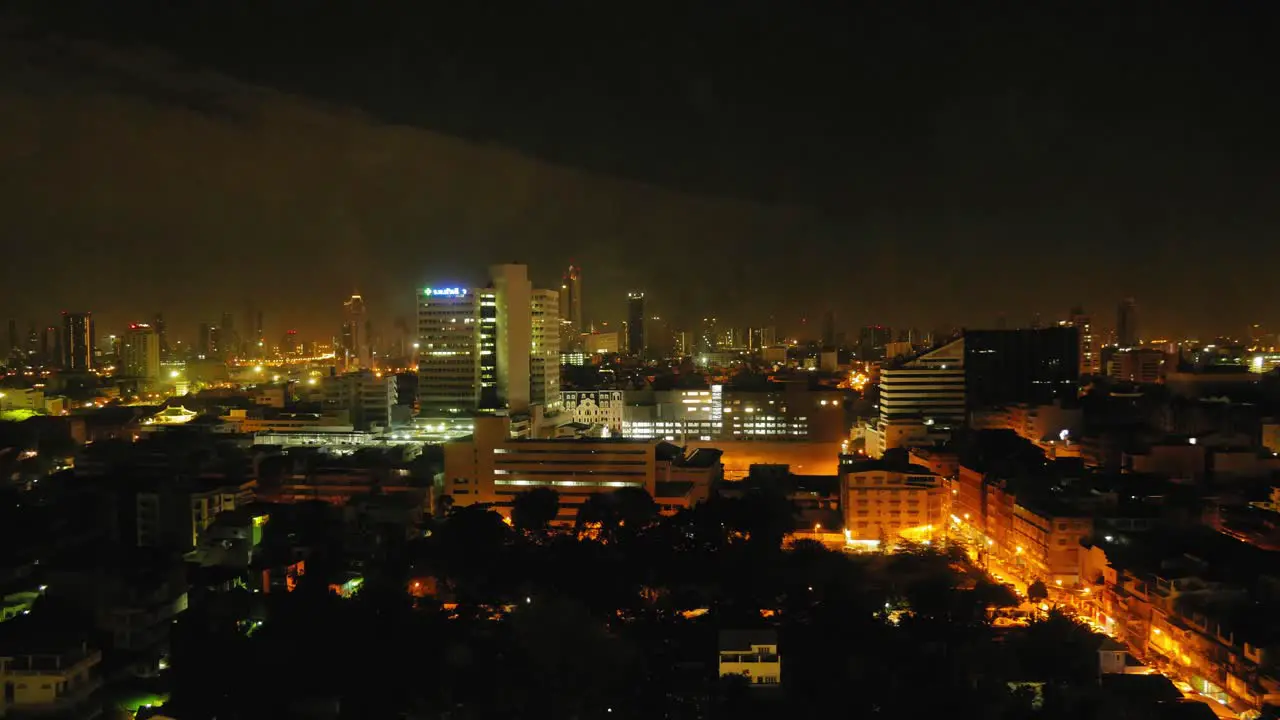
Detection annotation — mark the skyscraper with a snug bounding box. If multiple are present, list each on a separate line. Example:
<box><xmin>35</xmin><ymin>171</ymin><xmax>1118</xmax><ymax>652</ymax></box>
<box><xmin>699</xmin><ymin>317</ymin><xmax>718</xmax><ymax>353</ymax></box>
<box><xmin>417</xmin><ymin>264</ymin><xmax>560</xmax><ymax>415</ymax></box>
<box><xmin>220</xmin><ymin>312</ymin><xmax>237</xmax><ymax>358</ymax></box>
<box><xmin>152</xmin><ymin>312</ymin><xmax>168</xmax><ymax>359</ymax></box>
<box><xmin>1066</xmin><ymin>307</ymin><xmax>1096</xmax><ymax>376</ymax></box>
<box><xmin>531</xmin><ymin>288</ymin><xmax>561</xmax><ymax>408</ymax></box>
<box><xmin>60</xmin><ymin>312</ymin><xmax>93</xmax><ymax>372</ymax></box>
<box><xmin>821</xmin><ymin>310</ymin><xmax>836</xmax><ymax>347</ymax></box>
<box><xmin>6</xmin><ymin>319</ymin><xmax>17</xmax><ymax>361</ymax></box>
<box><xmin>122</xmin><ymin>323</ymin><xmax>161</xmax><ymax>383</ymax></box>
<box><xmin>559</xmin><ymin>264</ymin><xmax>583</xmax><ymax>351</ymax></box>
<box><xmin>342</xmin><ymin>294</ymin><xmax>368</xmax><ymax>370</ymax></box>
<box><xmin>627</xmin><ymin>292</ymin><xmax>646</xmax><ymax>358</ymax></box>
<box><xmin>1117</xmin><ymin>298</ymin><xmax>1139</xmax><ymax>348</ymax></box>
<box><xmin>859</xmin><ymin>325</ymin><xmax>892</xmax><ymax>361</ymax></box>
<box><xmin>40</xmin><ymin>326</ymin><xmax>60</xmax><ymax>367</ymax></box>
<box><xmin>197</xmin><ymin>323</ymin><xmax>214</xmax><ymax>358</ymax></box>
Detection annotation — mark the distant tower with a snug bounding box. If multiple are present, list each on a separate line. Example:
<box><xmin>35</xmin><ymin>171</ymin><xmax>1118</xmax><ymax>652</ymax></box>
<box><xmin>152</xmin><ymin>312</ymin><xmax>169</xmax><ymax>359</ymax></box>
<box><xmin>821</xmin><ymin>310</ymin><xmax>836</xmax><ymax>348</ymax></box>
<box><xmin>197</xmin><ymin>323</ymin><xmax>214</xmax><ymax>358</ymax></box>
<box><xmin>342</xmin><ymin>294</ymin><xmax>368</xmax><ymax>370</ymax></box>
<box><xmin>627</xmin><ymin>292</ymin><xmax>646</xmax><ymax>358</ymax></box>
<box><xmin>1117</xmin><ymin>298</ymin><xmax>1139</xmax><ymax>348</ymax></box>
<box><xmin>559</xmin><ymin>265</ymin><xmax>583</xmax><ymax>351</ymax></box>
<box><xmin>60</xmin><ymin>312</ymin><xmax>93</xmax><ymax>372</ymax></box>
<box><xmin>122</xmin><ymin>322</ymin><xmax>160</xmax><ymax>383</ymax></box>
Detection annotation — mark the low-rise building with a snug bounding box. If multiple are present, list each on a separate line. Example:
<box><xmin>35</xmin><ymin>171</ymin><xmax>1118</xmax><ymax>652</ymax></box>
<box><xmin>0</xmin><ymin>619</ymin><xmax>103</xmax><ymax>719</ymax></box>
<box><xmin>443</xmin><ymin>415</ymin><xmax>659</xmax><ymax>523</ymax></box>
<box><xmin>718</xmin><ymin>630</ymin><xmax>781</xmax><ymax>687</ymax></box>
<box><xmin>840</xmin><ymin>456</ymin><xmax>948</xmax><ymax>544</ymax></box>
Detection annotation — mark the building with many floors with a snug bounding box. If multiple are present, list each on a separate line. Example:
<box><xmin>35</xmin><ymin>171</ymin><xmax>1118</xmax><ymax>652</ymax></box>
<box><xmin>417</xmin><ymin>264</ymin><xmax>560</xmax><ymax>416</ymax></box>
<box><xmin>839</xmin><ymin>455</ymin><xmax>949</xmax><ymax>544</ymax></box>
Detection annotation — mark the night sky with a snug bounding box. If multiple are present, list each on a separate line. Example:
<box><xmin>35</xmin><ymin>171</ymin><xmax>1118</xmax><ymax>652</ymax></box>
<box><xmin>2</xmin><ymin>2</ymin><xmax>1277</xmax><ymax>343</ymax></box>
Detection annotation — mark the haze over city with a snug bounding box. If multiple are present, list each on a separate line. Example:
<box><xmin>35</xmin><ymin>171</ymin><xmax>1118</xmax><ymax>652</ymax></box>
<box><xmin>3</xmin><ymin>3</ymin><xmax>1278</xmax><ymax>342</ymax></box>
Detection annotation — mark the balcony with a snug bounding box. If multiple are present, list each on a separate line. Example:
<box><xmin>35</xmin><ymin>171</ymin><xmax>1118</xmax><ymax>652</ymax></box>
<box><xmin>3</xmin><ymin>648</ymin><xmax>102</xmax><ymax>676</ymax></box>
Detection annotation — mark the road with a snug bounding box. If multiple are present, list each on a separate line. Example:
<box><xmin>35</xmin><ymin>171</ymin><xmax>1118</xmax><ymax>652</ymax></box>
<box><xmin>971</xmin><ymin>552</ymin><xmax>1243</xmax><ymax>719</ymax></box>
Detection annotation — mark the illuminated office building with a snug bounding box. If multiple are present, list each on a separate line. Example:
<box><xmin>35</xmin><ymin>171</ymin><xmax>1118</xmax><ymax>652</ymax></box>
<box><xmin>122</xmin><ymin>323</ymin><xmax>162</xmax><ymax>384</ymax></box>
<box><xmin>417</xmin><ymin>264</ymin><xmax>559</xmax><ymax>415</ymax></box>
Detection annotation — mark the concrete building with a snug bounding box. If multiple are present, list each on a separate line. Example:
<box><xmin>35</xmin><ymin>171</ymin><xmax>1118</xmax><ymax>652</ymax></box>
<box><xmin>583</xmin><ymin>331</ymin><xmax>620</xmax><ymax>355</ymax></box>
<box><xmin>0</xmin><ymin>622</ymin><xmax>103</xmax><ymax>718</ymax></box>
<box><xmin>60</xmin><ymin>311</ymin><xmax>93</xmax><ymax>372</ymax></box>
<box><xmin>417</xmin><ymin>264</ymin><xmax>559</xmax><ymax>415</ymax></box>
<box><xmin>1117</xmin><ymin>297</ymin><xmax>1139</xmax><ymax>348</ymax></box>
<box><xmin>1065</xmin><ymin>307</ymin><xmax>1097</xmax><ymax>376</ymax></box>
<box><xmin>839</xmin><ymin>457</ymin><xmax>948</xmax><ymax>544</ymax></box>
<box><xmin>530</xmin><ymin>288</ymin><xmax>561</xmax><ymax>410</ymax></box>
<box><xmin>341</xmin><ymin>293</ymin><xmax>369</xmax><ymax>371</ymax></box>
<box><xmin>322</xmin><ymin>370</ymin><xmax>398</xmax><ymax>430</ymax></box>
<box><xmin>1011</xmin><ymin>497</ymin><xmax>1092</xmax><ymax>586</ymax></box>
<box><xmin>627</xmin><ymin>291</ymin><xmax>646</xmax><ymax>358</ymax></box>
<box><xmin>121</xmin><ymin>322</ymin><xmax>162</xmax><ymax>385</ymax></box>
<box><xmin>442</xmin><ymin>415</ymin><xmax>659</xmax><ymax>522</ymax></box>
<box><xmin>1108</xmin><ymin>348</ymin><xmax>1166</xmax><ymax>384</ymax></box>
<box><xmin>867</xmin><ymin>337</ymin><xmax>965</xmax><ymax>456</ymax></box>
<box><xmin>136</xmin><ymin>477</ymin><xmax>256</xmax><ymax>551</ymax></box>
<box><xmin>559</xmin><ymin>264</ymin><xmax>583</xmax><ymax>351</ymax></box>
<box><xmin>718</xmin><ymin>630</ymin><xmax>781</xmax><ymax>687</ymax></box>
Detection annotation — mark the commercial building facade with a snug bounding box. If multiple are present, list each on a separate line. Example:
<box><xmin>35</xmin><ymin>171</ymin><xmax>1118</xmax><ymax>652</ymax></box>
<box><xmin>442</xmin><ymin>415</ymin><xmax>658</xmax><ymax>522</ymax></box>
<box><xmin>416</xmin><ymin>264</ymin><xmax>560</xmax><ymax>415</ymax></box>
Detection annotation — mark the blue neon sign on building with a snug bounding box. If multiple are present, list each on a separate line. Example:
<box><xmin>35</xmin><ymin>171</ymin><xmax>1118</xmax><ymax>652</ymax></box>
<box><xmin>423</xmin><ymin>287</ymin><xmax>468</xmax><ymax>297</ymax></box>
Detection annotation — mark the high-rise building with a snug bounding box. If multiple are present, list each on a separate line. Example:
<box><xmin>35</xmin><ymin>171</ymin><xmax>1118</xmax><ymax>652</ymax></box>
<box><xmin>821</xmin><ymin>310</ymin><xmax>836</xmax><ymax>347</ymax></box>
<box><xmin>878</xmin><ymin>338</ymin><xmax>967</xmax><ymax>431</ymax></box>
<box><xmin>219</xmin><ymin>312</ymin><xmax>237</xmax><ymax>358</ymax></box>
<box><xmin>627</xmin><ymin>292</ymin><xmax>646</xmax><ymax>358</ymax></box>
<box><xmin>152</xmin><ymin>313</ymin><xmax>168</xmax><ymax>359</ymax></box>
<box><xmin>859</xmin><ymin>325</ymin><xmax>892</xmax><ymax>360</ymax></box>
<box><xmin>60</xmin><ymin>312</ymin><xmax>93</xmax><ymax>372</ymax></box>
<box><xmin>559</xmin><ymin>264</ymin><xmax>583</xmax><ymax>351</ymax></box>
<box><xmin>531</xmin><ymin>288</ymin><xmax>561</xmax><ymax>409</ymax></box>
<box><xmin>417</xmin><ymin>264</ymin><xmax>560</xmax><ymax>415</ymax></box>
<box><xmin>6</xmin><ymin>318</ymin><xmax>17</xmax><ymax>360</ymax></box>
<box><xmin>281</xmin><ymin>329</ymin><xmax>300</xmax><ymax>357</ymax></box>
<box><xmin>1117</xmin><ymin>298</ymin><xmax>1139</xmax><ymax>348</ymax></box>
<box><xmin>121</xmin><ymin>323</ymin><xmax>161</xmax><ymax>383</ymax></box>
<box><xmin>963</xmin><ymin>327</ymin><xmax>1080</xmax><ymax>407</ymax></box>
<box><xmin>40</xmin><ymin>326</ymin><xmax>60</xmax><ymax>366</ymax></box>
<box><xmin>699</xmin><ymin>317</ymin><xmax>718</xmax><ymax>353</ymax></box>
<box><xmin>1065</xmin><ymin>307</ymin><xmax>1096</xmax><ymax>376</ymax></box>
<box><xmin>197</xmin><ymin>323</ymin><xmax>213</xmax><ymax>358</ymax></box>
<box><xmin>341</xmin><ymin>294</ymin><xmax>368</xmax><ymax>370</ymax></box>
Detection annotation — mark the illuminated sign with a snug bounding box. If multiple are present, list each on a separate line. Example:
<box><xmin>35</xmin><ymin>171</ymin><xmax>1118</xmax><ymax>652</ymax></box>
<box><xmin>423</xmin><ymin>287</ymin><xmax>467</xmax><ymax>297</ymax></box>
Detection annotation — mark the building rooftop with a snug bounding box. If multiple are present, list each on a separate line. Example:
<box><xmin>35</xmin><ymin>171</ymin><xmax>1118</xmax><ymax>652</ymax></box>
<box><xmin>839</xmin><ymin>456</ymin><xmax>936</xmax><ymax>477</ymax></box>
